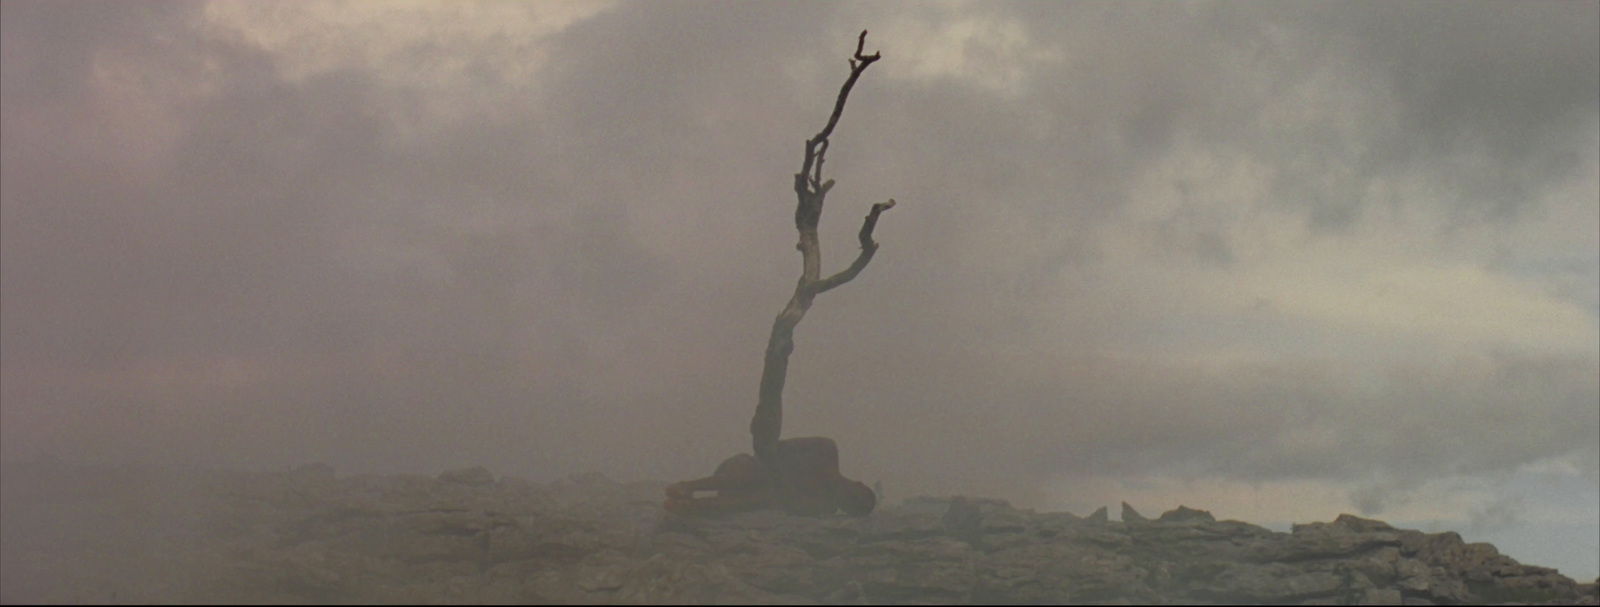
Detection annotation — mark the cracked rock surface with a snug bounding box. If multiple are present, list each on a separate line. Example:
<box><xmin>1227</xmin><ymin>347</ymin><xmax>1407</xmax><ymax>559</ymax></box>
<box><xmin>3</xmin><ymin>462</ymin><xmax>1596</xmax><ymax>605</ymax></box>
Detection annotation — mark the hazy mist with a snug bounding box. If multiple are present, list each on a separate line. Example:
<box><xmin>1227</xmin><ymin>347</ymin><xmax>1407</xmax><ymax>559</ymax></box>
<box><xmin>3</xmin><ymin>0</ymin><xmax>1597</xmax><ymax>579</ymax></box>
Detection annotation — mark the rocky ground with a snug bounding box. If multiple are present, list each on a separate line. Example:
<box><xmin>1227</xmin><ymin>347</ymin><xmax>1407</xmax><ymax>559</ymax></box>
<box><xmin>1</xmin><ymin>462</ymin><xmax>1596</xmax><ymax>605</ymax></box>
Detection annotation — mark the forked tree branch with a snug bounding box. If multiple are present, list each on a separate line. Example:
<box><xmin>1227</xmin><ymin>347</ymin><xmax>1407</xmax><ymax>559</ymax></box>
<box><xmin>752</xmin><ymin>30</ymin><xmax>895</xmax><ymax>463</ymax></box>
<box><xmin>811</xmin><ymin>199</ymin><xmax>895</xmax><ymax>295</ymax></box>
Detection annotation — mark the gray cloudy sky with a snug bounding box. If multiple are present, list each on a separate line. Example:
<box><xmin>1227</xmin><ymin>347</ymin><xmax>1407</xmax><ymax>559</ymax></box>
<box><xmin>2</xmin><ymin>0</ymin><xmax>1597</xmax><ymax>578</ymax></box>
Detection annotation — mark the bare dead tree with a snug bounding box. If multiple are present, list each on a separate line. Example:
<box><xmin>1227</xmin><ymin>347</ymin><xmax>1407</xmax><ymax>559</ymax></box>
<box><xmin>750</xmin><ymin>30</ymin><xmax>896</xmax><ymax>464</ymax></box>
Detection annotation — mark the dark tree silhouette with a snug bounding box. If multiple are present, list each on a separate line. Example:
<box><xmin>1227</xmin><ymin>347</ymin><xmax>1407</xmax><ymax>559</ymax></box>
<box><xmin>750</xmin><ymin>31</ymin><xmax>896</xmax><ymax>464</ymax></box>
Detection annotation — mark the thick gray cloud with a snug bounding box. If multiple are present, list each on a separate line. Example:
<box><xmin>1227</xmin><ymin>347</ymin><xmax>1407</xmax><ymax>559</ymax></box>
<box><xmin>2</xmin><ymin>4</ymin><xmax>1596</xmax><ymax>576</ymax></box>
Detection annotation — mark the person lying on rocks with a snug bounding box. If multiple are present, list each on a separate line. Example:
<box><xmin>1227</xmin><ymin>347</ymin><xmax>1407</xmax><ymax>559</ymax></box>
<box><xmin>663</xmin><ymin>436</ymin><xmax>877</xmax><ymax>517</ymax></box>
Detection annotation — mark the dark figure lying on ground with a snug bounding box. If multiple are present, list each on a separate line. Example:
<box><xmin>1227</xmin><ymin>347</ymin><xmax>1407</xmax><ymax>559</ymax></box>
<box><xmin>663</xmin><ymin>436</ymin><xmax>877</xmax><ymax>517</ymax></box>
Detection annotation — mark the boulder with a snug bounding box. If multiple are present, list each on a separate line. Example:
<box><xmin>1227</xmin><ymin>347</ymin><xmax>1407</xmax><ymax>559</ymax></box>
<box><xmin>1158</xmin><ymin>505</ymin><xmax>1215</xmax><ymax>523</ymax></box>
<box><xmin>1122</xmin><ymin>501</ymin><xmax>1148</xmax><ymax>523</ymax></box>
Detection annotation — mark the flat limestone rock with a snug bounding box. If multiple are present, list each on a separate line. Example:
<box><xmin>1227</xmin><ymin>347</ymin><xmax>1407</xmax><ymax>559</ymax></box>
<box><xmin>2</xmin><ymin>462</ymin><xmax>1594</xmax><ymax>605</ymax></box>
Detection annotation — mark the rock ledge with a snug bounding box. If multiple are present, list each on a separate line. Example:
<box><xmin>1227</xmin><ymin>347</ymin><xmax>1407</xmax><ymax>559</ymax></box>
<box><xmin>3</xmin><ymin>463</ymin><xmax>1595</xmax><ymax>605</ymax></box>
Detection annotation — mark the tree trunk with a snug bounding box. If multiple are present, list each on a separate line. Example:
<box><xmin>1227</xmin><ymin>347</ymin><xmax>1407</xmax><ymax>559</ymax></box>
<box><xmin>751</xmin><ymin>31</ymin><xmax>896</xmax><ymax>464</ymax></box>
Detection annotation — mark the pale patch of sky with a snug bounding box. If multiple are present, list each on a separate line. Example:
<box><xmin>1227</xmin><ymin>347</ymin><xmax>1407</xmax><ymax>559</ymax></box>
<box><xmin>200</xmin><ymin>0</ymin><xmax>618</xmax><ymax>127</ymax></box>
<box><xmin>868</xmin><ymin>1</ymin><xmax>1065</xmax><ymax>98</ymax></box>
<box><xmin>202</xmin><ymin>0</ymin><xmax>616</xmax><ymax>81</ymax></box>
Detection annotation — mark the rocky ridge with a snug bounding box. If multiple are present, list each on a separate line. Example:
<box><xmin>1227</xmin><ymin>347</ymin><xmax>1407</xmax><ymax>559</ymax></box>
<box><xmin>2</xmin><ymin>462</ymin><xmax>1595</xmax><ymax>605</ymax></box>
